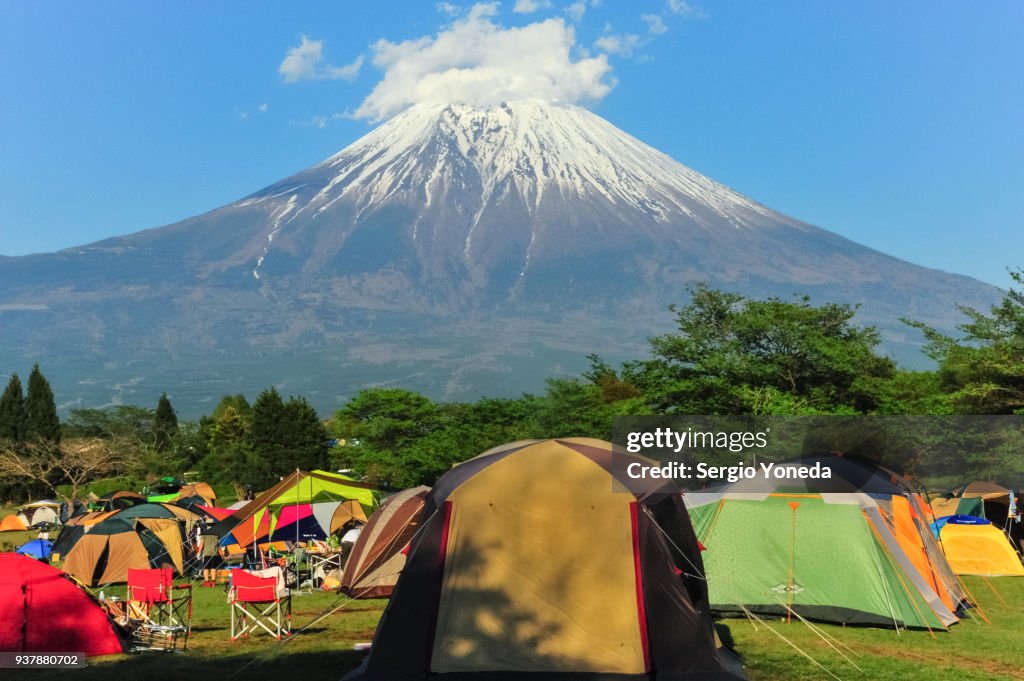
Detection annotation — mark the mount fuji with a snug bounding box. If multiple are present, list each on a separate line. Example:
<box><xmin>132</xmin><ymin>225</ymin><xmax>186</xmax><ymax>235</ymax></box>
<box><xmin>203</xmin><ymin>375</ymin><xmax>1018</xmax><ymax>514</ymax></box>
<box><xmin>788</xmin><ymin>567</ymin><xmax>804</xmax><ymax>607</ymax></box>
<box><xmin>0</xmin><ymin>100</ymin><xmax>1000</xmax><ymax>416</ymax></box>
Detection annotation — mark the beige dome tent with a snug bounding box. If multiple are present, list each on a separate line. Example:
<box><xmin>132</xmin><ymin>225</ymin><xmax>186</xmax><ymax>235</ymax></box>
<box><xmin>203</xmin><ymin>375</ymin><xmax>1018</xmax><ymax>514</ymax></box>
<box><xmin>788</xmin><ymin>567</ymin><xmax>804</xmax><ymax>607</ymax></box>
<box><xmin>346</xmin><ymin>438</ymin><xmax>744</xmax><ymax>680</ymax></box>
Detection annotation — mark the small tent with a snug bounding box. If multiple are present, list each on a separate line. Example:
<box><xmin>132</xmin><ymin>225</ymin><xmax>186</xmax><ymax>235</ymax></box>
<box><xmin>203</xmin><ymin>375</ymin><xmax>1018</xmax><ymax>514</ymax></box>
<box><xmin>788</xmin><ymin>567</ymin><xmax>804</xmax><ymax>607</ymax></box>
<box><xmin>58</xmin><ymin>503</ymin><xmax>200</xmax><ymax>586</ymax></box>
<box><xmin>96</xmin><ymin>491</ymin><xmax>147</xmax><ymax>512</ymax></box>
<box><xmin>934</xmin><ymin>515</ymin><xmax>1024</xmax><ymax>576</ymax></box>
<box><xmin>16</xmin><ymin>538</ymin><xmax>54</xmax><ymax>560</ymax></box>
<box><xmin>930</xmin><ymin>482</ymin><xmax>1022</xmax><ymax>550</ymax></box>
<box><xmin>346</xmin><ymin>438</ymin><xmax>743</xmax><ymax>680</ymax></box>
<box><xmin>173</xmin><ymin>481</ymin><xmax>218</xmax><ymax>506</ymax></box>
<box><xmin>16</xmin><ymin>500</ymin><xmax>61</xmax><ymax>527</ymax></box>
<box><xmin>0</xmin><ymin>513</ymin><xmax>28</xmax><ymax>532</ymax></box>
<box><xmin>61</xmin><ymin>517</ymin><xmax>187</xmax><ymax>586</ymax></box>
<box><xmin>340</xmin><ymin>486</ymin><xmax>430</xmax><ymax>598</ymax></box>
<box><xmin>0</xmin><ymin>554</ymin><xmax>125</xmax><ymax>656</ymax></box>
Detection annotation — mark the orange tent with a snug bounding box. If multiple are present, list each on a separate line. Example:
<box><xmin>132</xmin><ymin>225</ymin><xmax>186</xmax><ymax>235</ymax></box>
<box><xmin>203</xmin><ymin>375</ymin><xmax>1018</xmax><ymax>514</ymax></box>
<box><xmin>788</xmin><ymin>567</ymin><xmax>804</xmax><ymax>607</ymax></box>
<box><xmin>0</xmin><ymin>514</ymin><xmax>28</xmax><ymax>532</ymax></box>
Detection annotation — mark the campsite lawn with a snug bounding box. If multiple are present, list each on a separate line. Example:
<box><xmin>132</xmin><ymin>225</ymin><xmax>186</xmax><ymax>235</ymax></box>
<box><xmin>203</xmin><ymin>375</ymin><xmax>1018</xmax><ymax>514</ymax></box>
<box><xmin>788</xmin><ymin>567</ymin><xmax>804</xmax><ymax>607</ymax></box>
<box><xmin>7</xmin><ymin>575</ymin><xmax>1024</xmax><ymax>680</ymax></box>
<box><xmin>726</xmin><ymin>575</ymin><xmax>1024</xmax><ymax>680</ymax></box>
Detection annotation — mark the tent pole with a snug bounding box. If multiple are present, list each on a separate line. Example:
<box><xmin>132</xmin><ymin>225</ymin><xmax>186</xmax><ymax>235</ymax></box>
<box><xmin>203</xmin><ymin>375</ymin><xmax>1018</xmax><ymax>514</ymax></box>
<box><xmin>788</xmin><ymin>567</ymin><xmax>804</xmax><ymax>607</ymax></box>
<box><xmin>788</xmin><ymin>502</ymin><xmax>799</xmax><ymax>624</ymax></box>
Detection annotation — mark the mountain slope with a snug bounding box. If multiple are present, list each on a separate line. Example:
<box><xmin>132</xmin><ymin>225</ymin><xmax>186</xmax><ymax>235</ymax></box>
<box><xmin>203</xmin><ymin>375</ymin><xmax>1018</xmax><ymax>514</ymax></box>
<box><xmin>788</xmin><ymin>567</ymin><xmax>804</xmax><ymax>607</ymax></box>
<box><xmin>0</xmin><ymin>100</ymin><xmax>999</xmax><ymax>416</ymax></box>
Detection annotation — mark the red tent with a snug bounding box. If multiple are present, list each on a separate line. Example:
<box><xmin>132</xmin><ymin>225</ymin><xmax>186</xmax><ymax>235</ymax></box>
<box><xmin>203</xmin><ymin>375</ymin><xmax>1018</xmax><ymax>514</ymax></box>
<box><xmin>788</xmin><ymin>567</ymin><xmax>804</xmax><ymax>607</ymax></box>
<box><xmin>0</xmin><ymin>553</ymin><xmax>125</xmax><ymax>656</ymax></box>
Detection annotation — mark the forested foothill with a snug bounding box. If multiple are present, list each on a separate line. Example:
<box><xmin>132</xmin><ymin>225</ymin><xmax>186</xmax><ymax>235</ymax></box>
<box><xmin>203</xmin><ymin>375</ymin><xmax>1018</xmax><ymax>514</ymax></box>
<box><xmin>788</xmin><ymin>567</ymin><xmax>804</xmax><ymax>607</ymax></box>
<box><xmin>2</xmin><ymin>270</ymin><xmax>1023</xmax><ymax>502</ymax></box>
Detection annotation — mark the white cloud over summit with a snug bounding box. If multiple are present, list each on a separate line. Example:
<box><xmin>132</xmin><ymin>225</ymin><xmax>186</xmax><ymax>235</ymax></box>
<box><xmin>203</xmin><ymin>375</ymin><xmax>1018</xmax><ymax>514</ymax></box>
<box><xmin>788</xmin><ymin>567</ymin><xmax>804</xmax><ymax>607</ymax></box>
<box><xmin>279</xmin><ymin>35</ymin><xmax>364</xmax><ymax>83</ymax></box>
<box><xmin>352</xmin><ymin>3</ymin><xmax>613</xmax><ymax>121</ymax></box>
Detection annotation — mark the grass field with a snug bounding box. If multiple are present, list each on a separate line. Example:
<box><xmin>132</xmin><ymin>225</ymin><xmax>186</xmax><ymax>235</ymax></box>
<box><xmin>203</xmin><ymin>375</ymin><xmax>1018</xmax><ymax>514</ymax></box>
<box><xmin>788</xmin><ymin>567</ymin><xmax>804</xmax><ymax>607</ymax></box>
<box><xmin>0</xmin><ymin>528</ymin><xmax>36</xmax><ymax>553</ymax></box>
<box><xmin>724</xmin><ymin>576</ymin><xmax>1024</xmax><ymax>680</ymax></box>
<box><xmin>0</xmin><ymin>572</ymin><xmax>1019</xmax><ymax>681</ymax></box>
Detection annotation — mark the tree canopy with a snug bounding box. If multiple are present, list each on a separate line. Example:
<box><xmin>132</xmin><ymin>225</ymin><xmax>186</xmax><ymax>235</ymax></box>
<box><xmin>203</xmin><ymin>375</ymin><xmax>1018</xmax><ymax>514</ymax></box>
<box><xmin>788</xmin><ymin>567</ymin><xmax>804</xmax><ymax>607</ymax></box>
<box><xmin>909</xmin><ymin>268</ymin><xmax>1024</xmax><ymax>414</ymax></box>
<box><xmin>622</xmin><ymin>286</ymin><xmax>896</xmax><ymax>415</ymax></box>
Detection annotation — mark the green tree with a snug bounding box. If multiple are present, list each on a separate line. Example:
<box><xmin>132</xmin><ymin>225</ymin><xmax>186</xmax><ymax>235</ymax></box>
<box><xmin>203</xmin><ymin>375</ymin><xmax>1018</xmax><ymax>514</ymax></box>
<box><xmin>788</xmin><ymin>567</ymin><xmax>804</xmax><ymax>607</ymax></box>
<box><xmin>210</xmin><ymin>394</ymin><xmax>252</xmax><ymax>420</ymax></box>
<box><xmin>873</xmin><ymin>371</ymin><xmax>954</xmax><ymax>415</ymax></box>
<box><xmin>195</xmin><ymin>394</ymin><xmax>251</xmax><ymax>466</ymax></box>
<box><xmin>248</xmin><ymin>388</ymin><xmax>328</xmax><ymax>482</ymax></box>
<box><xmin>532</xmin><ymin>376</ymin><xmax>650</xmax><ymax>439</ymax></box>
<box><xmin>907</xmin><ymin>269</ymin><xmax>1024</xmax><ymax>414</ymax></box>
<box><xmin>198</xmin><ymin>405</ymin><xmax>260</xmax><ymax>497</ymax></box>
<box><xmin>164</xmin><ymin>420</ymin><xmax>205</xmax><ymax>473</ymax></box>
<box><xmin>334</xmin><ymin>389</ymin><xmax>440</xmax><ymax>450</ymax></box>
<box><xmin>381</xmin><ymin>396</ymin><xmax>549</xmax><ymax>486</ymax></box>
<box><xmin>251</xmin><ymin>387</ymin><xmax>288</xmax><ymax>466</ymax></box>
<box><xmin>624</xmin><ymin>286</ymin><xmax>895</xmax><ymax>414</ymax></box>
<box><xmin>25</xmin><ymin>364</ymin><xmax>60</xmax><ymax>443</ymax></box>
<box><xmin>153</xmin><ymin>393</ymin><xmax>179</xmax><ymax>452</ymax></box>
<box><xmin>208</xmin><ymin>406</ymin><xmax>251</xmax><ymax>452</ymax></box>
<box><xmin>331</xmin><ymin>389</ymin><xmax>443</xmax><ymax>485</ymax></box>
<box><xmin>280</xmin><ymin>396</ymin><xmax>329</xmax><ymax>472</ymax></box>
<box><xmin>0</xmin><ymin>374</ymin><xmax>26</xmax><ymax>443</ymax></box>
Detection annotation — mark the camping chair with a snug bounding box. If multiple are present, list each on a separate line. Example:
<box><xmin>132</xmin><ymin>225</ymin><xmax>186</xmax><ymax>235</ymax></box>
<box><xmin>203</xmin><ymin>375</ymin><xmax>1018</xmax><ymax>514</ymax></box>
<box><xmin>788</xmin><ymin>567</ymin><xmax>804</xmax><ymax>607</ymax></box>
<box><xmin>125</xmin><ymin>567</ymin><xmax>193</xmax><ymax>650</ymax></box>
<box><xmin>229</xmin><ymin>566</ymin><xmax>292</xmax><ymax>640</ymax></box>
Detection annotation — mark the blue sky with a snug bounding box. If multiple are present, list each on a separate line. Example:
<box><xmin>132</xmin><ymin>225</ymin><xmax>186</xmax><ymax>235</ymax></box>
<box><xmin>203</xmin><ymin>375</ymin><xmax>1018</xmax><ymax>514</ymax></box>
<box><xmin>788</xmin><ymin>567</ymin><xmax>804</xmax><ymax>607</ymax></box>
<box><xmin>1</xmin><ymin>1</ymin><xmax>1021</xmax><ymax>289</ymax></box>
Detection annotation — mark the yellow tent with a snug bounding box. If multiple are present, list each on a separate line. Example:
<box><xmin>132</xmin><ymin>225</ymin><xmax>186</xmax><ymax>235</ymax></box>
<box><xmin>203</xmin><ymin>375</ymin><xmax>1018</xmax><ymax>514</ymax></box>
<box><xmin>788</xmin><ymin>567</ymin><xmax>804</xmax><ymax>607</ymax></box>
<box><xmin>939</xmin><ymin>521</ymin><xmax>1024</xmax><ymax>576</ymax></box>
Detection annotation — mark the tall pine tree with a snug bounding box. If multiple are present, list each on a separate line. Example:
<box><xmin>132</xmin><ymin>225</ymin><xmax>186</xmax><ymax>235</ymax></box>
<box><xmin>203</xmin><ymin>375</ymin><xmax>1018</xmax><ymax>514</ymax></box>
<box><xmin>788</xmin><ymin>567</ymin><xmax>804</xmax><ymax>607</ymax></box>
<box><xmin>250</xmin><ymin>387</ymin><xmax>288</xmax><ymax>484</ymax></box>
<box><xmin>249</xmin><ymin>388</ymin><xmax>328</xmax><ymax>481</ymax></box>
<box><xmin>25</xmin><ymin>364</ymin><xmax>60</xmax><ymax>443</ymax></box>
<box><xmin>0</xmin><ymin>373</ymin><xmax>26</xmax><ymax>442</ymax></box>
<box><xmin>154</xmin><ymin>393</ymin><xmax>179</xmax><ymax>452</ymax></box>
<box><xmin>282</xmin><ymin>396</ymin><xmax>329</xmax><ymax>472</ymax></box>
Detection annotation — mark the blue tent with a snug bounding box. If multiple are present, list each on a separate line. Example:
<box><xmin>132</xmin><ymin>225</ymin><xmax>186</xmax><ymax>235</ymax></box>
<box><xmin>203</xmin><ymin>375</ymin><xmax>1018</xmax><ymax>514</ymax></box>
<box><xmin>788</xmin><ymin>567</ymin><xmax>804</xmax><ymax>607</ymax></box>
<box><xmin>15</xmin><ymin>539</ymin><xmax>53</xmax><ymax>560</ymax></box>
<box><xmin>930</xmin><ymin>514</ymin><xmax>989</xmax><ymax>539</ymax></box>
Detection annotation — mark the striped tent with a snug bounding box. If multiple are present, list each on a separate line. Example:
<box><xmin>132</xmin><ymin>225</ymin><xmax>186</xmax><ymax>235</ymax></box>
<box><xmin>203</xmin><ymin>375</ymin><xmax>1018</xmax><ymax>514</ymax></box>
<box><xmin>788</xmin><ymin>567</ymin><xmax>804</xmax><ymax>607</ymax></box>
<box><xmin>55</xmin><ymin>503</ymin><xmax>202</xmax><ymax>585</ymax></box>
<box><xmin>340</xmin><ymin>486</ymin><xmax>429</xmax><ymax>598</ymax></box>
<box><xmin>215</xmin><ymin>469</ymin><xmax>380</xmax><ymax>549</ymax></box>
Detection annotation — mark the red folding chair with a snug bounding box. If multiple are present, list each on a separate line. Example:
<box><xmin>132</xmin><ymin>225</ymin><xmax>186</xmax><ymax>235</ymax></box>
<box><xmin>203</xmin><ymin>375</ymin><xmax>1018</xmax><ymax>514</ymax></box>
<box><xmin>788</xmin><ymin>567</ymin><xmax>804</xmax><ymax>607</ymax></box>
<box><xmin>126</xmin><ymin>567</ymin><xmax>193</xmax><ymax>650</ymax></box>
<box><xmin>229</xmin><ymin>567</ymin><xmax>292</xmax><ymax>640</ymax></box>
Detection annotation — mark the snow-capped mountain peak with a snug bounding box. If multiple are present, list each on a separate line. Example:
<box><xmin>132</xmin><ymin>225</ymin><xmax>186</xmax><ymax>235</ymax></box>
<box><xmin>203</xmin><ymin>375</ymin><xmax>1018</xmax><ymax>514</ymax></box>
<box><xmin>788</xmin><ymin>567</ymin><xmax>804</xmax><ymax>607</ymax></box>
<box><xmin>312</xmin><ymin>100</ymin><xmax>775</xmax><ymax>226</ymax></box>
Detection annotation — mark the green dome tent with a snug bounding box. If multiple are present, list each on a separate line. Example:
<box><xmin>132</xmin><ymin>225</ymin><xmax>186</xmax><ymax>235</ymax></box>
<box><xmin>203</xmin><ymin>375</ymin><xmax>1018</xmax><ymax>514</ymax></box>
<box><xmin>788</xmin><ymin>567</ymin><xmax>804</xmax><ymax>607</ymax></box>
<box><xmin>685</xmin><ymin>455</ymin><xmax>960</xmax><ymax>630</ymax></box>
